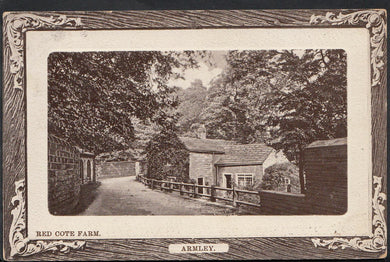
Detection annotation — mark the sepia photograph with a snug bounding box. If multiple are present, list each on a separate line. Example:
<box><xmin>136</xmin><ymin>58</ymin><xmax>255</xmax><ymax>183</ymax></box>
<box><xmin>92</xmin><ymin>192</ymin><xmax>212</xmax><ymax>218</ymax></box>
<box><xmin>48</xmin><ymin>49</ymin><xmax>348</xmax><ymax>216</ymax></box>
<box><xmin>3</xmin><ymin>9</ymin><xmax>386</xmax><ymax>261</ymax></box>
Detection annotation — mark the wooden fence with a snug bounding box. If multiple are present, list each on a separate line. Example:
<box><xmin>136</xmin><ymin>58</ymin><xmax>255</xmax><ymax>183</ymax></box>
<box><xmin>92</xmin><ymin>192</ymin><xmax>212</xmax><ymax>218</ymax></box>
<box><xmin>136</xmin><ymin>175</ymin><xmax>261</xmax><ymax>209</ymax></box>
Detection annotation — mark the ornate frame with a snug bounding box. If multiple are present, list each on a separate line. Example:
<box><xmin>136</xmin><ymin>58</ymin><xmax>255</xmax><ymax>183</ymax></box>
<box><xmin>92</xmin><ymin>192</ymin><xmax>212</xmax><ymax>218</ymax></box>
<box><xmin>2</xmin><ymin>10</ymin><xmax>386</xmax><ymax>260</ymax></box>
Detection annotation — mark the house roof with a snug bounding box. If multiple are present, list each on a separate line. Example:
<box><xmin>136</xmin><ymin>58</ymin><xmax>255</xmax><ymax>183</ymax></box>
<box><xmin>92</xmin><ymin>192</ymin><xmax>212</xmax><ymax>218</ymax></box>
<box><xmin>215</xmin><ymin>143</ymin><xmax>274</xmax><ymax>166</ymax></box>
<box><xmin>306</xmin><ymin>137</ymin><xmax>347</xmax><ymax>149</ymax></box>
<box><xmin>179</xmin><ymin>136</ymin><xmax>236</xmax><ymax>153</ymax></box>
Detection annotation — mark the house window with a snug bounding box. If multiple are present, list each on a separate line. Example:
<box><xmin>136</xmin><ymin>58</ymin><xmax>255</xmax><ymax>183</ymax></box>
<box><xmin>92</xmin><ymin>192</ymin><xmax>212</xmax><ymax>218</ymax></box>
<box><xmin>284</xmin><ymin>178</ymin><xmax>291</xmax><ymax>184</ymax></box>
<box><xmin>236</xmin><ymin>174</ymin><xmax>253</xmax><ymax>187</ymax></box>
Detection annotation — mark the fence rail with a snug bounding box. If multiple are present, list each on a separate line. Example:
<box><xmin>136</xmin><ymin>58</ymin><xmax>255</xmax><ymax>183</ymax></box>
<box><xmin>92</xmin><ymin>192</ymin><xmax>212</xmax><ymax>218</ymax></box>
<box><xmin>136</xmin><ymin>175</ymin><xmax>261</xmax><ymax>209</ymax></box>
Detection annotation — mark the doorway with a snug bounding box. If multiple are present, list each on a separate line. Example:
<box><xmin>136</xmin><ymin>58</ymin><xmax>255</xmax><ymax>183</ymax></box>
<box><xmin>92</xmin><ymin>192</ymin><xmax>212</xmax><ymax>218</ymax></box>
<box><xmin>224</xmin><ymin>174</ymin><xmax>232</xmax><ymax>188</ymax></box>
<box><xmin>80</xmin><ymin>160</ymin><xmax>84</xmax><ymax>183</ymax></box>
<box><xmin>87</xmin><ymin>160</ymin><xmax>91</xmax><ymax>181</ymax></box>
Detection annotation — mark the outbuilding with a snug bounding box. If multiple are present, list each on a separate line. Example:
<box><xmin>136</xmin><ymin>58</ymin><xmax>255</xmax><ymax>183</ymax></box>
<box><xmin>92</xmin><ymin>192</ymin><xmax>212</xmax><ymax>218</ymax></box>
<box><xmin>214</xmin><ymin>143</ymin><xmax>290</xmax><ymax>189</ymax></box>
<box><xmin>179</xmin><ymin>137</ymin><xmax>290</xmax><ymax>190</ymax></box>
<box><xmin>304</xmin><ymin>137</ymin><xmax>347</xmax><ymax>214</ymax></box>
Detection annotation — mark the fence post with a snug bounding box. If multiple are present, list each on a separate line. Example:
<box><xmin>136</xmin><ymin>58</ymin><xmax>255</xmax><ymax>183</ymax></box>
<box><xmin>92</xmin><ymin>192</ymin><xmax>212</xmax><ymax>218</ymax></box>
<box><xmin>210</xmin><ymin>185</ymin><xmax>216</xmax><ymax>202</ymax></box>
<box><xmin>169</xmin><ymin>181</ymin><xmax>172</xmax><ymax>193</ymax></box>
<box><xmin>232</xmin><ymin>184</ymin><xmax>237</xmax><ymax>207</ymax></box>
<box><xmin>258</xmin><ymin>191</ymin><xmax>262</xmax><ymax>205</ymax></box>
<box><xmin>180</xmin><ymin>182</ymin><xmax>184</xmax><ymax>195</ymax></box>
<box><xmin>151</xmin><ymin>179</ymin><xmax>154</xmax><ymax>190</ymax></box>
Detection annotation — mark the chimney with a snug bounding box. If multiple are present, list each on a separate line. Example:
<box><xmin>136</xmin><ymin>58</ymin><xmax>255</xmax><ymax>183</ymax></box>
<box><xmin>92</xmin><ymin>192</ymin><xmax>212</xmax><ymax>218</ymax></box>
<box><xmin>197</xmin><ymin>124</ymin><xmax>207</xmax><ymax>139</ymax></box>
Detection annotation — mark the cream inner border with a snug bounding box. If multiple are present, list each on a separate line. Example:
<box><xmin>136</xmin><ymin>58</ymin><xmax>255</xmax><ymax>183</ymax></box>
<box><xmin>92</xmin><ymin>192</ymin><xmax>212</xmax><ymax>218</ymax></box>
<box><xmin>26</xmin><ymin>28</ymin><xmax>371</xmax><ymax>239</ymax></box>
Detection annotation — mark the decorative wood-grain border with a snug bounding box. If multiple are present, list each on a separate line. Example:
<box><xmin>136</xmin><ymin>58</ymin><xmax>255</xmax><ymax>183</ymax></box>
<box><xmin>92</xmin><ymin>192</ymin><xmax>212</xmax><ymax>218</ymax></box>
<box><xmin>2</xmin><ymin>9</ymin><xmax>387</xmax><ymax>260</ymax></box>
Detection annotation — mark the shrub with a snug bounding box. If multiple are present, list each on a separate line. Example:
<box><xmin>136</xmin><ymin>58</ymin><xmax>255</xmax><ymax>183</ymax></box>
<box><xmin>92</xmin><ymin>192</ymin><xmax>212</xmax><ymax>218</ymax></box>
<box><xmin>261</xmin><ymin>162</ymin><xmax>300</xmax><ymax>193</ymax></box>
<box><xmin>145</xmin><ymin>129</ymin><xmax>189</xmax><ymax>182</ymax></box>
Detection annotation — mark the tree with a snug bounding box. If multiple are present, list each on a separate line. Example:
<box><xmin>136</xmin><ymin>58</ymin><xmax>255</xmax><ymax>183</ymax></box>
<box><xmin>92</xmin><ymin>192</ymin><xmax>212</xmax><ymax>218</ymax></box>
<box><xmin>200</xmin><ymin>49</ymin><xmax>347</xmax><ymax>193</ymax></box>
<box><xmin>261</xmin><ymin>163</ymin><xmax>300</xmax><ymax>193</ymax></box>
<box><xmin>96</xmin><ymin>117</ymin><xmax>161</xmax><ymax>162</ymax></box>
<box><xmin>201</xmin><ymin>51</ymin><xmax>277</xmax><ymax>143</ymax></box>
<box><xmin>265</xmin><ymin>49</ymin><xmax>347</xmax><ymax>193</ymax></box>
<box><xmin>144</xmin><ymin>129</ymin><xmax>189</xmax><ymax>181</ymax></box>
<box><xmin>176</xmin><ymin>79</ymin><xmax>208</xmax><ymax>136</ymax></box>
<box><xmin>48</xmin><ymin>51</ymin><xmax>199</xmax><ymax>154</ymax></box>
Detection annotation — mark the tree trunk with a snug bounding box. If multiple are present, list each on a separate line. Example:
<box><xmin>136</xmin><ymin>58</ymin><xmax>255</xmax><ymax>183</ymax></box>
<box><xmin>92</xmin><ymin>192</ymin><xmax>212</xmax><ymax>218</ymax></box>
<box><xmin>298</xmin><ymin>149</ymin><xmax>306</xmax><ymax>194</ymax></box>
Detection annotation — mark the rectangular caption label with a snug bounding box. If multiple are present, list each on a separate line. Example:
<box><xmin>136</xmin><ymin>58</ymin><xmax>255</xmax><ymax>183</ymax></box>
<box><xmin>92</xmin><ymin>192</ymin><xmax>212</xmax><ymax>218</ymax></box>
<box><xmin>169</xmin><ymin>243</ymin><xmax>229</xmax><ymax>254</ymax></box>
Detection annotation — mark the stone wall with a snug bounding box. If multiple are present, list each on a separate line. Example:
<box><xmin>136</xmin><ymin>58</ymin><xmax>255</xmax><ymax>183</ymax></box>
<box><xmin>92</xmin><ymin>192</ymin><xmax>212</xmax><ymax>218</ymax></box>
<box><xmin>48</xmin><ymin>135</ymin><xmax>81</xmax><ymax>215</ymax></box>
<box><xmin>304</xmin><ymin>138</ymin><xmax>347</xmax><ymax>215</ymax></box>
<box><xmin>189</xmin><ymin>153</ymin><xmax>219</xmax><ymax>185</ymax></box>
<box><xmin>97</xmin><ymin>161</ymin><xmax>136</xmax><ymax>178</ymax></box>
<box><xmin>216</xmin><ymin>165</ymin><xmax>262</xmax><ymax>188</ymax></box>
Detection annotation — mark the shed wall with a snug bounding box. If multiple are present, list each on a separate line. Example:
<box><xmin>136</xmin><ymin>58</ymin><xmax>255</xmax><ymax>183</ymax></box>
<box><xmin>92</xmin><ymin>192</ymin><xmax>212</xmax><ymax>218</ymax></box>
<box><xmin>304</xmin><ymin>144</ymin><xmax>347</xmax><ymax>214</ymax></box>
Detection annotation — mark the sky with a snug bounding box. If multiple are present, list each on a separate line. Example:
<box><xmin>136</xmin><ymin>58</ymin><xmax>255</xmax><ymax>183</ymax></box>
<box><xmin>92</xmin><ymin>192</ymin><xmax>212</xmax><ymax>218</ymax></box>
<box><xmin>168</xmin><ymin>51</ymin><xmax>228</xmax><ymax>89</ymax></box>
<box><xmin>167</xmin><ymin>49</ymin><xmax>306</xmax><ymax>89</ymax></box>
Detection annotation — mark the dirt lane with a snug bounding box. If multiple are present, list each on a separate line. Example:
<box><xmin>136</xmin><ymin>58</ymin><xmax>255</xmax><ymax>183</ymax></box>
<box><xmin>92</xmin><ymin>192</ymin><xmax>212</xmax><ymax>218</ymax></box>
<box><xmin>79</xmin><ymin>176</ymin><xmax>236</xmax><ymax>215</ymax></box>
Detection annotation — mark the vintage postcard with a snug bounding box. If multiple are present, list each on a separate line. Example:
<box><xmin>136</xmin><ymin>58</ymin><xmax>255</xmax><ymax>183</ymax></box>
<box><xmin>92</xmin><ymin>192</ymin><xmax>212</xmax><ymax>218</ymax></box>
<box><xmin>2</xmin><ymin>9</ymin><xmax>387</xmax><ymax>260</ymax></box>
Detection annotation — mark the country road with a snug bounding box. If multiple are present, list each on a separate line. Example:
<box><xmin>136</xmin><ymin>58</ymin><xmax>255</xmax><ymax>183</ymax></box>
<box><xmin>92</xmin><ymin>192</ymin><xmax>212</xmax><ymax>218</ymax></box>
<box><xmin>79</xmin><ymin>176</ymin><xmax>236</xmax><ymax>215</ymax></box>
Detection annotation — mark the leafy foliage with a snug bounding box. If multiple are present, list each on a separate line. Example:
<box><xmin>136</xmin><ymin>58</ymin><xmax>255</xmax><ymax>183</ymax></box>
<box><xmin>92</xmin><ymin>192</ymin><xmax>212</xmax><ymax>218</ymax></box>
<box><xmin>265</xmin><ymin>49</ymin><xmax>347</xmax><ymax>160</ymax></box>
<box><xmin>201</xmin><ymin>51</ymin><xmax>278</xmax><ymax>143</ymax></box>
<box><xmin>177</xmin><ymin>49</ymin><xmax>346</xmax><ymax>192</ymax></box>
<box><xmin>265</xmin><ymin>50</ymin><xmax>347</xmax><ymax>193</ymax></box>
<box><xmin>261</xmin><ymin>163</ymin><xmax>300</xmax><ymax>193</ymax></box>
<box><xmin>176</xmin><ymin>79</ymin><xmax>208</xmax><ymax>137</ymax></box>
<box><xmin>144</xmin><ymin>129</ymin><xmax>189</xmax><ymax>181</ymax></box>
<box><xmin>201</xmin><ymin>50</ymin><xmax>346</xmax><ymax>147</ymax></box>
<box><xmin>48</xmin><ymin>51</ymin><xmax>198</xmax><ymax>154</ymax></box>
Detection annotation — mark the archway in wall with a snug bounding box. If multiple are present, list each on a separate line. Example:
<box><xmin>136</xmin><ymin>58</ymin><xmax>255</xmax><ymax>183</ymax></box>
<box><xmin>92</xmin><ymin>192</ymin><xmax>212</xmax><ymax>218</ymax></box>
<box><xmin>87</xmin><ymin>160</ymin><xmax>91</xmax><ymax>181</ymax></box>
<box><xmin>80</xmin><ymin>160</ymin><xmax>84</xmax><ymax>183</ymax></box>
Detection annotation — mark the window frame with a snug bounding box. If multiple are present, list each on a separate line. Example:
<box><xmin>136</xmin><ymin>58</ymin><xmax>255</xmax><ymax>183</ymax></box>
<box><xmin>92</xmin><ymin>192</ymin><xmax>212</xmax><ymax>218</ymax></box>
<box><xmin>236</xmin><ymin>173</ymin><xmax>254</xmax><ymax>187</ymax></box>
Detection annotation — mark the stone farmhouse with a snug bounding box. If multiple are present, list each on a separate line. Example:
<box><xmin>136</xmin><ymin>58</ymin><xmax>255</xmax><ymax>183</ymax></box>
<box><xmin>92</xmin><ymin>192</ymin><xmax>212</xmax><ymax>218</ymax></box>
<box><xmin>178</xmin><ymin>136</ymin><xmax>290</xmax><ymax>189</ymax></box>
